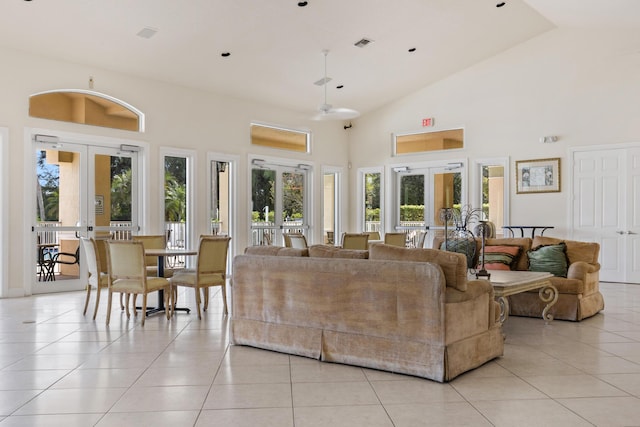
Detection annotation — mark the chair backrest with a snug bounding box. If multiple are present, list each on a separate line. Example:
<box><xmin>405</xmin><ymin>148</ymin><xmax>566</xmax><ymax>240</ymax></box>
<box><xmin>106</xmin><ymin>240</ymin><xmax>147</xmax><ymax>292</ymax></box>
<box><xmin>80</xmin><ymin>237</ymin><xmax>100</xmax><ymax>286</ymax></box>
<box><xmin>197</xmin><ymin>236</ymin><xmax>231</xmax><ymax>277</ymax></box>
<box><xmin>132</xmin><ymin>235</ymin><xmax>166</xmax><ymax>267</ymax></box>
<box><xmin>284</xmin><ymin>233</ymin><xmax>308</xmax><ymax>249</ymax></box>
<box><xmin>366</xmin><ymin>231</ymin><xmax>381</xmax><ymax>240</ymax></box>
<box><xmin>341</xmin><ymin>233</ymin><xmax>369</xmax><ymax>250</ymax></box>
<box><xmin>94</xmin><ymin>237</ymin><xmax>109</xmax><ymax>273</ymax></box>
<box><xmin>326</xmin><ymin>231</ymin><xmax>334</xmax><ymax>244</ymax></box>
<box><xmin>416</xmin><ymin>231</ymin><xmax>428</xmax><ymax>248</ymax></box>
<box><xmin>384</xmin><ymin>232</ymin><xmax>406</xmax><ymax>247</ymax></box>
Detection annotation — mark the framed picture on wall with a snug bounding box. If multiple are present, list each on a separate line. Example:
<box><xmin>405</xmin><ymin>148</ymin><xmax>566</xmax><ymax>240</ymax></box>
<box><xmin>515</xmin><ymin>158</ymin><xmax>561</xmax><ymax>194</ymax></box>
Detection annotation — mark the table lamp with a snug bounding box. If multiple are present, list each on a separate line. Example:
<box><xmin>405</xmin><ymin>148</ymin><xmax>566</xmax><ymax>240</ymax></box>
<box><xmin>475</xmin><ymin>220</ymin><xmax>491</xmax><ymax>279</ymax></box>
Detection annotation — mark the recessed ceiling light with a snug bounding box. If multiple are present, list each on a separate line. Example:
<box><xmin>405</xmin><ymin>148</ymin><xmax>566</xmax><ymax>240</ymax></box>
<box><xmin>298</xmin><ymin>1</ymin><xmax>308</xmax><ymax>6</ymax></box>
<box><xmin>136</xmin><ymin>27</ymin><xmax>158</xmax><ymax>39</ymax></box>
<box><xmin>221</xmin><ymin>52</ymin><xmax>231</xmax><ymax>58</ymax></box>
<box><xmin>496</xmin><ymin>2</ymin><xmax>506</xmax><ymax>7</ymax></box>
<box><xmin>408</xmin><ymin>47</ymin><xmax>416</xmax><ymax>53</ymax></box>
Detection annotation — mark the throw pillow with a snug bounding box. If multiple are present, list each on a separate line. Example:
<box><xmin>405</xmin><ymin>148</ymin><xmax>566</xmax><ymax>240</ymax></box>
<box><xmin>477</xmin><ymin>245</ymin><xmax>521</xmax><ymax>271</ymax></box>
<box><xmin>527</xmin><ymin>243</ymin><xmax>569</xmax><ymax>277</ymax></box>
<box><xmin>440</xmin><ymin>239</ymin><xmax>475</xmax><ymax>268</ymax></box>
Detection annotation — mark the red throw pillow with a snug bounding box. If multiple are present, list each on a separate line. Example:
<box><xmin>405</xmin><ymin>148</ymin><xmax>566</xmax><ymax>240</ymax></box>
<box><xmin>477</xmin><ymin>245</ymin><xmax>521</xmax><ymax>271</ymax></box>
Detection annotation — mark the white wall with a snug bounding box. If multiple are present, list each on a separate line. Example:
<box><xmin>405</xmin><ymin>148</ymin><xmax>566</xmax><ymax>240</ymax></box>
<box><xmin>348</xmin><ymin>28</ymin><xmax>640</xmax><ymax>237</ymax></box>
<box><xmin>0</xmin><ymin>46</ymin><xmax>349</xmax><ymax>296</ymax></box>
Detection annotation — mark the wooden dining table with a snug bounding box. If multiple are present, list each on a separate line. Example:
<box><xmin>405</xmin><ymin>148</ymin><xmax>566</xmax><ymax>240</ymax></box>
<box><xmin>144</xmin><ymin>248</ymin><xmax>197</xmax><ymax>316</ymax></box>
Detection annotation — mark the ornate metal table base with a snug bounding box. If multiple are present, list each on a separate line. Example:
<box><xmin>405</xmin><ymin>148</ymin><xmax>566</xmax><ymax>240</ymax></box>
<box><xmin>475</xmin><ymin>270</ymin><xmax>558</xmax><ymax>324</ymax></box>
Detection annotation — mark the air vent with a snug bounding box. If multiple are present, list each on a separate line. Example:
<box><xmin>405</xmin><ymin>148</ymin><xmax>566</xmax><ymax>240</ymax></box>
<box><xmin>137</xmin><ymin>27</ymin><xmax>158</xmax><ymax>39</ymax></box>
<box><xmin>354</xmin><ymin>38</ymin><xmax>373</xmax><ymax>48</ymax></box>
<box><xmin>314</xmin><ymin>77</ymin><xmax>332</xmax><ymax>86</ymax></box>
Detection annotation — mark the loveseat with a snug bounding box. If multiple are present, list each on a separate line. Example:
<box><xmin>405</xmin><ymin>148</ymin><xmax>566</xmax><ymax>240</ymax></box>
<box><xmin>432</xmin><ymin>235</ymin><xmax>604</xmax><ymax>321</ymax></box>
<box><xmin>230</xmin><ymin>245</ymin><xmax>504</xmax><ymax>382</ymax></box>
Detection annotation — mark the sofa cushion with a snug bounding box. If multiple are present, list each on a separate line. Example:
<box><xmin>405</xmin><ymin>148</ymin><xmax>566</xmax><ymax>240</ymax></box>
<box><xmin>527</xmin><ymin>243</ymin><xmax>569</xmax><ymax>277</ymax></box>
<box><xmin>244</xmin><ymin>246</ymin><xmax>309</xmax><ymax>257</ymax></box>
<box><xmin>478</xmin><ymin>245</ymin><xmax>521</xmax><ymax>271</ymax></box>
<box><xmin>308</xmin><ymin>244</ymin><xmax>368</xmax><ymax>259</ymax></box>
<box><xmin>370</xmin><ymin>244</ymin><xmax>468</xmax><ymax>292</ymax></box>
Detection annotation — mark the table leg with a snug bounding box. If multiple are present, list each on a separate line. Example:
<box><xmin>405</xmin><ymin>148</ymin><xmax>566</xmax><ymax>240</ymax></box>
<box><xmin>141</xmin><ymin>254</ymin><xmax>191</xmax><ymax>317</ymax></box>
<box><xmin>496</xmin><ymin>296</ymin><xmax>509</xmax><ymax>323</ymax></box>
<box><xmin>539</xmin><ymin>284</ymin><xmax>558</xmax><ymax>323</ymax></box>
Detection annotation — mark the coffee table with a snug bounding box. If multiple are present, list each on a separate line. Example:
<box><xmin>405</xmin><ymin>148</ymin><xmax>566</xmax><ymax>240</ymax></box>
<box><xmin>475</xmin><ymin>270</ymin><xmax>557</xmax><ymax>323</ymax></box>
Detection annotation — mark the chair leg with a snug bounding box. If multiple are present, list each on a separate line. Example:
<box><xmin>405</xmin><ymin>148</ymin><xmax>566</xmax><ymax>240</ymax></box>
<box><xmin>165</xmin><ymin>286</ymin><xmax>172</xmax><ymax>320</ymax></box>
<box><xmin>119</xmin><ymin>293</ymin><xmax>125</xmax><ymax>310</ymax></box>
<box><xmin>141</xmin><ymin>294</ymin><xmax>147</xmax><ymax>326</ymax></box>
<box><xmin>125</xmin><ymin>294</ymin><xmax>131</xmax><ymax>318</ymax></box>
<box><xmin>83</xmin><ymin>285</ymin><xmax>92</xmax><ymax>315</ymax></box>
<box><xmin>221</xmin><ymin>283</ymin><xmax>228</xmax><ymax>315</ymax></box>
<box><xmin>106</xmin><ymin>291</ymin><xmax>113</xmax><ymax>325</ymax></box>
<box><xmin>202</xmin><ymin>288</ymin><xmax>209</xmax><ymax>311</ymax></box>
<box><xmin>194</xmin><ymin>287</ymin><xmax>202</xmax><ymax>319</ymax></box>
<box><xmin>93</xmin><ymin>286</ymin><xmax>102</xmax><ymax>320</ymax></box>
<box><xmin>132</xmin><ymin>294</ymin><xmax>138</xmax><ymax>316</ymax></box>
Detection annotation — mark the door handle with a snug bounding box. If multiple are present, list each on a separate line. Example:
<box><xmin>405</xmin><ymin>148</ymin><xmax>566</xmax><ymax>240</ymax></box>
<box><xmin>616</xmin><ymin>231</ymin><xmax>627</xmax><ymax>235</ymax></box>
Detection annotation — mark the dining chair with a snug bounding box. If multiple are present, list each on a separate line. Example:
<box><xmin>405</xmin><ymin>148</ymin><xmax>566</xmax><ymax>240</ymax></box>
<box><xmin>105</xmin><ymin>240</ymin><xmax>172</xmax><ymax>326</ymax></box>
<box><xmin>283</xmin><ymin>233</ymin><xmax>308</xmax><ymax>248</ymax></box>
<box><xmin>132</xmin><ymin>234</ymin><xmax>175</xmax><ymax>278</ymax></box>
<box><xmin>384</xmin><ymin>232</ymin><xmax>406</xmax><ymax>247</ymax></box>
<box><xmin>52</xmin><ymin>245</ymin><xmax>80</xmax><ymax>274</ymax></box>
<box><xmin>366</xmin><ymin>231</ymin><xmax>381</xmax><ymax>241</ymax></box>
<box><xmin>170</xmin><ymin>236</ymin><xmax>231</xmax><ymax>319</ymax></box>
<box><xmin>341</xmin><ymin>233</ymin><xmax>369</xmax><ymax>250</ymax></box>
<box><xmin>79</xmin><ymin>237</ymin><xmax>110</xmax><ymax>319</ymax></box>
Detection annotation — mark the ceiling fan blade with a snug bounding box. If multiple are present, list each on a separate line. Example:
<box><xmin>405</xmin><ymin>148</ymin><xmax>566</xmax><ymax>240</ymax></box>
<box><xmin>312</xmin><ymin>107</ymin><xmax>360</xmax><ymax>121</ymax></box>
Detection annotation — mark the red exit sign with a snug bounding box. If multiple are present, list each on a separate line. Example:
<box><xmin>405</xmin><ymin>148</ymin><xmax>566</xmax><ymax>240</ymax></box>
<box><xmin>422</xmin><ymin>117</ymin><xmax>434</xmax><ymax>127</ymax></box>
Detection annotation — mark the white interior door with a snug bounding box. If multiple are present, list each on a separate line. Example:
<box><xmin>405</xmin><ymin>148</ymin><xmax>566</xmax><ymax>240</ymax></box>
<box><xmin>572</xmin><ymin>146</ymin><xmax>640</xmax><ymax>283</ymax></box>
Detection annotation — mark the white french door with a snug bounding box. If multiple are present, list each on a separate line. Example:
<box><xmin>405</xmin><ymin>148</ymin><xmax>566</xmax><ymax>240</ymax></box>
<box><xmin>392</xmin><ymin>162</ymin><xmax>464</xmax><ymax>247</ymax></box>
<box><xmin>250</xmin><ymin>160</ymin><xmax>310</xmax><ymax>247</ymax></box>
<box><xmin>572</xmin><ymin>146</ymin><xmax>640</xmax><ymax>283</ymax></box>
<box><xmin>33</xmin><ymin>136</ymin><xmax>139</xmax><ymax>293</ymax></box>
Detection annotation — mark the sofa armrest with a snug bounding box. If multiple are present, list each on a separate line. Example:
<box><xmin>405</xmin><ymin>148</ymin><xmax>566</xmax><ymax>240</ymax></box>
<box><xmin>567</xmin><ymin>261</ymin><xmax>600</xmax><ymax>294</ymax></box>
<box><xmin>567</xmin><ymin>261</ymin><xmax>599</xmax><ymax>279</ymax></box>
<box><xmin>445</xmin><ymin>279</ymin><xmax>499</xmax><ymax>343</ymax></box>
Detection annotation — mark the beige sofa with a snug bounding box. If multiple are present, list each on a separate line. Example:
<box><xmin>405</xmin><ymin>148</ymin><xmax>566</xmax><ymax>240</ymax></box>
<box><xmin>231</xmin><ymin>245</ymin><xmax>503</xmax><ymax>382</ymax></box>
<box><xmin>432</xmin><ymin>235</ymin><xmax>604</xmax><ymax>321</ymax></box>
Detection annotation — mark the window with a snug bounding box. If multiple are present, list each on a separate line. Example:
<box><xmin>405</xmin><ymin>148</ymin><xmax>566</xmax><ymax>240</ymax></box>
<box><xmin>474</xmin><ymin>158</ymin><xmax>509</xmax><ymax>236</ymax></box>
<box><xmin>393</xmin><ymin>128</ymin><xmax>463</xmax><ymax>155</ymax></box>
<box><xmin>161</xmin><ymin>150</ymin><xmax>195</xmax><ymax>256</ymax></box>
<box><xmin>358</xmin><ymin>168</ymin><xmax>383</xmax><ymax>234</ymax></box>
<box><xmin>250</xmin><ymin>123</ymin><xmax>310</xmax><ymax>153</ymax></box>
<box><xmin>29</xmin><ymin>90</ymin><xmax>144</xmax><ymax>132</ymax></box>
<box><xmin>323</xmin><ymin>167</ymin><xmax>342</xmax><ymax>245</ymax></box>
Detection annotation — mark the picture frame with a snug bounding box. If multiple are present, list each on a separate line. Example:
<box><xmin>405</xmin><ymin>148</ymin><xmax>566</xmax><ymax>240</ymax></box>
<box><xmin>515</xmin><ymin>157</ymin><xmax>561</xmax><ymax>194</ymax></box>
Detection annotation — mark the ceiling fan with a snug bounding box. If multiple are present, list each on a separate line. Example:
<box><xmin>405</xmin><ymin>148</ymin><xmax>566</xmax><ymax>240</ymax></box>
<box><xmin>312</xmin><ymin>50</ymin><xmax>360</xmax><ymax>121</ymax></box>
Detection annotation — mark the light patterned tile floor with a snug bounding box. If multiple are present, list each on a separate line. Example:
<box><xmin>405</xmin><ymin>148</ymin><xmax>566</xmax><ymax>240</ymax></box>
<box><xmin>1</xmin><ymin>282</ymin><xmax>640</xmax><ymax>426</ymax></box>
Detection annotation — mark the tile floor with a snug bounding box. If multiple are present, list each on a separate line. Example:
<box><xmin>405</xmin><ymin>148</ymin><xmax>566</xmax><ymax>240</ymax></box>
<box><xmin>1</xmin><ymin>282</ymin><xmax>640</xmax><ymax>426</ymax></box>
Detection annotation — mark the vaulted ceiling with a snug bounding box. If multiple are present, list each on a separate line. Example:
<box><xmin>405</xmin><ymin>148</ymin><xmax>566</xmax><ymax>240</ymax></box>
<box><xmin>1</xmin><ymin>0</ymin><xmax>638</xmax><ymax>119</ymax></box>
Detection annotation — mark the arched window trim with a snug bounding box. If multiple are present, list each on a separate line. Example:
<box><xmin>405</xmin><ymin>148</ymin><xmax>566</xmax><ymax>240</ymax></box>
<box><xmin>29</xmin><ymin>89</ymin><xmax>145</xmax><ymax>132</ymax></box>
